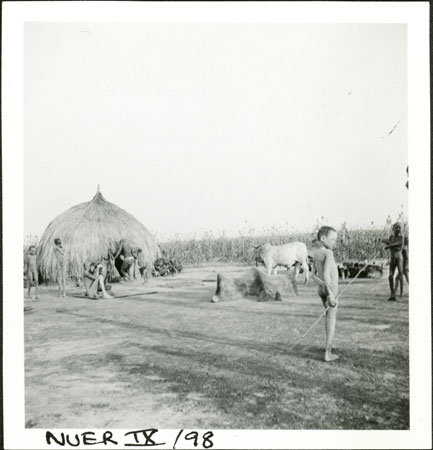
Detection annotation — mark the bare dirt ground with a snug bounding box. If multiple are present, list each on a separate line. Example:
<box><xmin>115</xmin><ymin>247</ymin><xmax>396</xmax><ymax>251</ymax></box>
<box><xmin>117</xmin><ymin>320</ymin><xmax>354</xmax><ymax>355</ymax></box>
<box><xmin>25</xmin><ymin>264</ymin><xmax>409</xmax><ymax>429</ymax></box>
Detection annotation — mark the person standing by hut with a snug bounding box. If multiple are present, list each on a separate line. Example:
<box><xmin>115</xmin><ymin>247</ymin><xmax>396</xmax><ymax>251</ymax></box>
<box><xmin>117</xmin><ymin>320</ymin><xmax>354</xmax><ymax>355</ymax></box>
<box><xmin>135</xmin><ymin>248</ymin><xmax>149</xmax><ymax>284</ymax></box>
<box><xmin>24</xmin><ymin>245</ymin><xmax>39</xmax><ymax>299</ymax></box>
<box><xmin>53</xmin><ymin>238</ymin><xmax>67</xmax><ymax>298</ymax></box>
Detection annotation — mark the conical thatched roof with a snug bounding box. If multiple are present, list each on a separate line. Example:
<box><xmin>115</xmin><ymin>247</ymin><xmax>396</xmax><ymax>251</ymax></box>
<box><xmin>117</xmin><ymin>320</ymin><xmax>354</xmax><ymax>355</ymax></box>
<box><xmin>37</xmin><ymin>188</ymin><xmax>161</xmax><ymax>280</ymax></box>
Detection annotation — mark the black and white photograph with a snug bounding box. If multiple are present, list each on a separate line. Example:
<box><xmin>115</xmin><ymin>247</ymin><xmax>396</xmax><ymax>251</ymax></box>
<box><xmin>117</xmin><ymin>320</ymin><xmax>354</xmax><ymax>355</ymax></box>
<box><xmin>2</xmin><ymin>2</ymin><xmax>431</xmax><ymax>449</ymax></box>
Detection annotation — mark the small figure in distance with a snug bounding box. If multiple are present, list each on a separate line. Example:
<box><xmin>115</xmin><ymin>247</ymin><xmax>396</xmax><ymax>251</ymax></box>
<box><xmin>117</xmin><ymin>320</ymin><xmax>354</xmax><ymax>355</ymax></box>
<box><xmin>402</xmin><ymin>235</ymin><xmax>409</xmax><ymax>285</ymax></box>
<box><xmin>24</xmin><ymin>245</ymin><xmax>39</xmax><ymax>299</ymax></box>
<box><xmin>53</xmin><ymin>238</ymin><xmax>67</xmax><ymax>298</ymax></box>
<box><xmin>135</xmin><ymin>249</ymin><xmax>149</xmax><ymax>284</ymax></box>
<box><xmin>382</xmin><ymin>222</ymin><xmax>404</xmax><ymax>301</ymax></box>
<box><xmin>395</xmin><ymin>235</ymin><xmax>409</xmax><ymax>296</ymax></box>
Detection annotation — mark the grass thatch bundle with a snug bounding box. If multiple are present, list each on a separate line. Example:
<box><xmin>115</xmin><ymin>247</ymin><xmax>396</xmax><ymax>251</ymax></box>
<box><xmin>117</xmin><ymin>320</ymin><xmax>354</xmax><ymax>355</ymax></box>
<box><xmin>37</xmin><ymin>188</ymin><xmax>161</xmax><ymax>281</ymax></box>
<box><xmin>211</xmin><ymin>268</ymin><xmax>293</xmax><ymax>303</ymax></box>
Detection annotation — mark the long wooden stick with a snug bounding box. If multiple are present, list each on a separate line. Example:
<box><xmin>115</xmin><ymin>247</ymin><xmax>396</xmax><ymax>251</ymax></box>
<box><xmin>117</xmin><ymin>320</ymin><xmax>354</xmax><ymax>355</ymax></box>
<box><xmin>289</xmin><ymin>256</ymin><xmax>378</xmax><ymax>351</ymax></box>
<box><xmin>69</xmin><ymin>291</ymin><xmax>158</xmax><ymax>300</ymax></box>
<box><xmin>288</xmin><ymin>306</ymin><xmax>330</xmax><ymax>351</ymax></box>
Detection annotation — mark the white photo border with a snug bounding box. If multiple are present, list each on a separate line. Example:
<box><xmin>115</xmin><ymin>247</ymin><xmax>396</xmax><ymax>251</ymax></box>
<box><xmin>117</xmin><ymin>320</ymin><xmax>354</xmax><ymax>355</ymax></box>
<box><xmin>2</xmin><ymin>2</ymin><xmax>431</xmax><ymax>449</ymax></box>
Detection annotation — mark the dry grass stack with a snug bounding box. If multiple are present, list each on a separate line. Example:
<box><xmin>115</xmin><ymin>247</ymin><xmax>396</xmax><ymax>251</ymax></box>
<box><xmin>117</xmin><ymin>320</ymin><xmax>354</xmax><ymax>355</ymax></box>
<box><xmin>211</xmin><ymin>268</ymin><xmax>293</xmax><ymax>303</ymax></box>
<box><xmin>37</xmin><ymin>188</ymin><xmax>161</xmax><ymax>281</ymax></box>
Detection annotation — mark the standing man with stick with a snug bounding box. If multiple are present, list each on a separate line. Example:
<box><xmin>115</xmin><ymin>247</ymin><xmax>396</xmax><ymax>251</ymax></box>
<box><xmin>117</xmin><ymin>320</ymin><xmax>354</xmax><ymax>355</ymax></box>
<box><xmin>312</xmin><ymin>226</ymin><xmax>339</xmax><ymax>362</ymax></box>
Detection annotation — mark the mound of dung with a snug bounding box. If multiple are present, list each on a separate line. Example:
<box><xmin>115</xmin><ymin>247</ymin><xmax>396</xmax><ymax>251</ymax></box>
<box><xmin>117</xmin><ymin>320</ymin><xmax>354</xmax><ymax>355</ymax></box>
<box><xmin>211</xmin><ymin>268</ymin><xmax>293</xmax><ymax>303</ymax></box>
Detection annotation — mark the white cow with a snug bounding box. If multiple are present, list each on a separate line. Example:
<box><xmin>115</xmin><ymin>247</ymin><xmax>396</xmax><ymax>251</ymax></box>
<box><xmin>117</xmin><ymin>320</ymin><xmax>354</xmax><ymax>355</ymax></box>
<box><xmin>255</xmin><ymin>242</ymin><xmax>309</xmax><ymax>295</ymax></box>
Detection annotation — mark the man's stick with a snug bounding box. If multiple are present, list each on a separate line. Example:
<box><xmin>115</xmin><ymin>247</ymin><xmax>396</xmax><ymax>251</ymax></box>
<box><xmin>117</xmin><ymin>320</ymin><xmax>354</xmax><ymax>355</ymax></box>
<box><xmin>289</xmin><ymin>256</ymin><xmax>378</xmax><ymax>351</ymax></box>
<box><xmin>288</xmin><ymin>306</ymin><xmax>330</xmax><ymax>351</ymax></box>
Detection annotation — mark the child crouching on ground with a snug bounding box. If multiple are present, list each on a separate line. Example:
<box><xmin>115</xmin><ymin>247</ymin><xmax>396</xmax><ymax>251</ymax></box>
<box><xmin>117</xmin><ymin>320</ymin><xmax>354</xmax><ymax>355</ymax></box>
<box><xmin>83</xmin><ymin>261</ymin><xmax>113</xmax><ymax>300</ymax></box>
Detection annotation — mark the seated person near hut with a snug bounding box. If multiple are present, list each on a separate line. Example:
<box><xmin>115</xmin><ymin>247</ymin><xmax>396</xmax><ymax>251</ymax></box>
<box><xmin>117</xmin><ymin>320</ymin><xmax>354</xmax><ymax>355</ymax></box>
<box><xmin>106</xmin><ymin>249</ymin><xmax>122</xmax><ymax>282</ymax></box>
<box><xmin>83</xmin><ymin>261</ymin><xmax>113</xmax><ymax>299</ymax></box>
<box><xmin>114</xmin><ymin>239</ymin><xmax>135</xmax><ymax>281</ymax></box>
<box><xmin>103</xmin><ymin>250</ymin><xmax>116</xmax><ymax>281</ymax></box>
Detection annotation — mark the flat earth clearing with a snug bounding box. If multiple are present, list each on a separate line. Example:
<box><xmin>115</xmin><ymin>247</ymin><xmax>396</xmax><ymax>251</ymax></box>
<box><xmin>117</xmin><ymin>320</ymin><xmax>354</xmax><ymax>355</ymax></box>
<box><xmin>25</xmin><ymin>263</ymin><xmax>408</xmax><ymax>429</ymax></box>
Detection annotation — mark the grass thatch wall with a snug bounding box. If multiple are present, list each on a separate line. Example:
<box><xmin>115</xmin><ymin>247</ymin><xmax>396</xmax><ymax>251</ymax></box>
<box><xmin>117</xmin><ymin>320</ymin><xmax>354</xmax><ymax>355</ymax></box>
<box><xmin>37</xmin><ymin>189</ymin><xmax>161</xmax><ymax>280</ymax></box>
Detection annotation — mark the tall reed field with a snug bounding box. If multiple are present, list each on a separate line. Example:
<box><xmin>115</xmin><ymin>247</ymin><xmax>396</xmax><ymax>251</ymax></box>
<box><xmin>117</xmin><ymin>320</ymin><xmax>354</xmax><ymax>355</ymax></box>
<box><xmin>25</xmin><ymin>214</ymin><xmax>408</xmax><ymax>267</ymax></box>
<box><xmin>159</xmin><ymin>215</ymin><xmax>408</xmax><ymax>265</ymax></box>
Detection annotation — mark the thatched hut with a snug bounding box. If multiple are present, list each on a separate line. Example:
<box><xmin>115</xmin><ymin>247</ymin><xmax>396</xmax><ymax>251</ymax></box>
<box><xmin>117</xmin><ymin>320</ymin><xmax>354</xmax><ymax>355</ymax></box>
<box><xmin>37</xmin><ymin>187</ymin><xmax>161</xmax><ymax>280</ymax></box>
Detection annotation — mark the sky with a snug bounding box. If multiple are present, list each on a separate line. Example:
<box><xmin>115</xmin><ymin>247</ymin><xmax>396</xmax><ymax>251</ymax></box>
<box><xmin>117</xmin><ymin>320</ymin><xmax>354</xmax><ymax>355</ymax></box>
<box><xmin>24</xmin><ymin>23</ymin><xmax>407</xmax><ymax>241</ymax></box>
